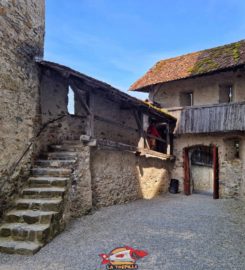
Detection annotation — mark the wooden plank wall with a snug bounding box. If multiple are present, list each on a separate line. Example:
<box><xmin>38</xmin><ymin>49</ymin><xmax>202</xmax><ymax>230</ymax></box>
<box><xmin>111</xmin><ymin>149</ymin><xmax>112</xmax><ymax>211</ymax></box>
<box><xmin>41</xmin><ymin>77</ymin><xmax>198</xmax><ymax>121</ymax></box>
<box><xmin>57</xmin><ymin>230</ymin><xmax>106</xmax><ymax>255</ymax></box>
<box><xmin>175</xmin><ymin>102</ymin><xmax>245</xmax><ymax>134</ymax></box>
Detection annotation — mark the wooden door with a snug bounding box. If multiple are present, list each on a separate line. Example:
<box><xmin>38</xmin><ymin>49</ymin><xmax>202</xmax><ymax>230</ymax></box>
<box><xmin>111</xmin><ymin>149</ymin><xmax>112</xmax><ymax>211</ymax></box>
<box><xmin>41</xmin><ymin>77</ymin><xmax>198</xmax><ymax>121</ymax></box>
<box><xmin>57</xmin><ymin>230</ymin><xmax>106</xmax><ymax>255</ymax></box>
<box><xmin>183</xmin><ymin>148</ymin><xmax>191</xmax><ymax>195</ymax></box>
<box><xmin>213</xmin><ymin>145</ymin><xmax>219</xmax><ymax>199</ymax></box>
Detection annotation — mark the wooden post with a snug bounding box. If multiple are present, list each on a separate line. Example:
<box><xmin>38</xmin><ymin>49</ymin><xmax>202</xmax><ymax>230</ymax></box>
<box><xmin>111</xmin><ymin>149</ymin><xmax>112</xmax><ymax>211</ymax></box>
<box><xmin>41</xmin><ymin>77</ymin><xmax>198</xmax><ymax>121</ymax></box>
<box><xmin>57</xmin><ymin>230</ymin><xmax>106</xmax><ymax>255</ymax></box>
<box><xmin>88</xmin><ymin>91</ymin><xmax>95</xmax><ymax>138</ymax></box>
<box><xmin>213</xmin><ymin>145</ymin><xmax>219</xmax><ymax>199</ymax></box>
<box><xmin>183</xmin><ymin>147</ymin><xmax>191</xmax><ymax>195</ymax></box>
<box><xmin>133</xmin><ymin>110</ymin><xmax>145</xmax><ymax>149</ymax></box>
<box><xmin>166</xmin><ymin>124</ymin><xmax>171</xmax><ymax>155</ymax></box>
<box><xmin>138</xmin><ymin>112</ymin><xmax>145</xmax><ymax>148</ymax></box>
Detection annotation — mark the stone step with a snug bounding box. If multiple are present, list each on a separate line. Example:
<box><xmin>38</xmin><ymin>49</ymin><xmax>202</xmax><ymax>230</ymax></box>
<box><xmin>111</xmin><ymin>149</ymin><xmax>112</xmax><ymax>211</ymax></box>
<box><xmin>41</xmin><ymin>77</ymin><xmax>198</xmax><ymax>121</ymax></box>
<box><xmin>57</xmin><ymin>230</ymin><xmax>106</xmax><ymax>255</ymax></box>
<box><xmin>0</xmin><ymin>223</ymin><xmax>50</xmax><ymax>242</ymax></box>
<box><xmin>49</xmin><ymin>144</ymin><xmax>83</xmax><ymax>152</ymax></box>
<box><xmin>32</xmin><ymin>167</ymin><xmax>72</xmax><ymax>177</ymax></box>
<box><xmin>22</xmin><ymin>187</ymin><xmax>66</xmax><ymax>198</ymax></box>
<box><xmin>28</xmin><ymin>176</ymin><xmax>69</xmax><ymax>187</ymax></box>
<box><xmin>15</xmin><ymin>198</ymin><xmax>62</xmax><ymax>212</ymax></box>
<box><xmin>43</xmin><ymin>151</ymin><xmax>78</xmax><ymax>160</ymax></box>
<box><xmin>5</xmin><ymin>210</ymin><xmax>58</xmax><ymax>224</ymax></box>
<box><xmin>0</xmin><ymin>237</ymin><xmax>42</xmax><ymax>255</ymax></box>
<box><xmin>35</xmin><ymin>159</ymin><xmax>76</xmax><ymax>168</ymax></box>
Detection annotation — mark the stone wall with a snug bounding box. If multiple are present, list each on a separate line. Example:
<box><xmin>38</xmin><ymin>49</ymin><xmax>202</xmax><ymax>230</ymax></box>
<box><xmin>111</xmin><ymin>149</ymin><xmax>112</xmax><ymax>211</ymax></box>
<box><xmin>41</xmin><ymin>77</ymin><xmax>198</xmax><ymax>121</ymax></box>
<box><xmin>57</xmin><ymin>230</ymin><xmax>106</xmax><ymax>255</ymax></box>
<box><xmin>39</xmin><ymin>69</ymin><xmax>86</xmax><ymax>146</ymax></box>
<box><xmin>90</xmin><ymin>148</ymin><xmax>172</xmax><ymax>207</ymax></box>
<box><xmin>93</xmin><ymin>92</ymin><xmax>139</xmax><ymax>145</ymax></box>
<box><xmin>70</xmin><ymin>146</ymin><xmax>92</xmax><ymax>217</ymax></box>
<box><xmin>0</xmin><ymin>0</ymin><xmax>45</xmax><ymax>217</ymax></box>
<box><xmin>149</xmin><ymin>70</ymin><xmax>245</xmax><ymax>108</ymax></box>
<box><xmin>172</xmin><ymin>133</ymin><xmax>245</xmax><ymax>198</ymax></box>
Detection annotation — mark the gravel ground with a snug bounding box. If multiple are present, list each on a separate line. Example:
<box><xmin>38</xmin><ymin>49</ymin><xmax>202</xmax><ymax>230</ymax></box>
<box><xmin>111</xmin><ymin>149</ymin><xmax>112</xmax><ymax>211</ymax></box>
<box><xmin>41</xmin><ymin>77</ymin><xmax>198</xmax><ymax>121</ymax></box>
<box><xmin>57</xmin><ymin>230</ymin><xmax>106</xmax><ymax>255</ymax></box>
<box><xmin>0</xmin><ymin>194</ymin><xmax>244</xmax><ymax>270</ymax></box>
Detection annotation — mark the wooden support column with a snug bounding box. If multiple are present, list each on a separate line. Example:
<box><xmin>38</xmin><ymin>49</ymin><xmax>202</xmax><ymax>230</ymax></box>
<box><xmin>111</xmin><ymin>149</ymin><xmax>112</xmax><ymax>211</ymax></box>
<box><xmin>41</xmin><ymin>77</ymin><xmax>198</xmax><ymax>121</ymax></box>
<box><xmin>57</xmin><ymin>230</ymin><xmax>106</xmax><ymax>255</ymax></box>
<box><xmin>88</xmin><ymin>91</ymin><xmax>95</xmax><ymax>138</ymax></box>
<box><xmin>138</xmin><ymin>112</ymin><xmax>145</xmax><ymax>149</ymax></box>
<box><xmin>166</xmin><ymin>124</ymin><xmax>171</xmax><ymax>155</ymax></box>
<box><xmin>133</xmin><ymin>110</ymin><xmax>145</xmax><ymax>149</ymax></box>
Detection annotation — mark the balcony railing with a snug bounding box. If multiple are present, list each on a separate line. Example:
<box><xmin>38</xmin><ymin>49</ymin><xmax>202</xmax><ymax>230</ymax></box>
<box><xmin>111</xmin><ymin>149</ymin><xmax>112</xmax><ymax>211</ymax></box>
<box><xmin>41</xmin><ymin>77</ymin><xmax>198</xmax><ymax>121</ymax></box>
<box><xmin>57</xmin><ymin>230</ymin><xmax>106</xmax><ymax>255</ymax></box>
<box><xmin>167</xmin><ymin>101</ymin><xmax>245</xmax><ymax>134</ymax></box>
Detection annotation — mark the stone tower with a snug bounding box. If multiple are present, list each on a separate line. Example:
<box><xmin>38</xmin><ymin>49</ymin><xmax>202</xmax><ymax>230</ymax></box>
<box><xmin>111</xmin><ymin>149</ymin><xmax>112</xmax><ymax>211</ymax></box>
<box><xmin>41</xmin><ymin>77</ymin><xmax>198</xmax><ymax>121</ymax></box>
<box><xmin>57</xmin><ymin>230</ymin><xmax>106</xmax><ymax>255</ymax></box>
<box><xmin>0</xmin><ymin>0</ymin><xmax>45</xmax><ymax>217</ymax></box>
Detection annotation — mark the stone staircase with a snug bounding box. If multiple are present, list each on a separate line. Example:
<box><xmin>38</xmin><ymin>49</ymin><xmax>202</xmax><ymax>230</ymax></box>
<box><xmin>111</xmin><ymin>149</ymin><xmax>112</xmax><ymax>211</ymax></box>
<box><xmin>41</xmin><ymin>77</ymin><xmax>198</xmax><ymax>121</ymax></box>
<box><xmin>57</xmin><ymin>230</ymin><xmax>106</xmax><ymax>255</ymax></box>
<box><xmin>0</xmin><ymin>141</ymin><xmax>81</xmax><ymax>255</ymax></box>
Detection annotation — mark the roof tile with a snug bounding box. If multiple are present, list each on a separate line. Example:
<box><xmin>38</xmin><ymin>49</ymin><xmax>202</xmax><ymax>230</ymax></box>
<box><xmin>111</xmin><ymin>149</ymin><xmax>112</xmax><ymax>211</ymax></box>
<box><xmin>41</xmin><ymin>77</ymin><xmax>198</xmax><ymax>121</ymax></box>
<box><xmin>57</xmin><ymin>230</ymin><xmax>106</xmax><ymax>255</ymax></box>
<box><xmin>130</xmin><ymin>40</ymin><xmax>245</xmax><ymax>91</ymax></box>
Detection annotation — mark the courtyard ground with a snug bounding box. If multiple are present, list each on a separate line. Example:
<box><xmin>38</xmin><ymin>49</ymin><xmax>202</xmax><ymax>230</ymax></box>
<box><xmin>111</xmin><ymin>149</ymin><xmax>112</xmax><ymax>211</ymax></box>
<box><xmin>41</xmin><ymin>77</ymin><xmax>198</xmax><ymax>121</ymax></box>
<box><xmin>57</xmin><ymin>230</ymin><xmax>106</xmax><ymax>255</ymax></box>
<box><xmin>0</xmin><ymin>194</ymin><xmax>244</xmax><ymax>270</ymax></box>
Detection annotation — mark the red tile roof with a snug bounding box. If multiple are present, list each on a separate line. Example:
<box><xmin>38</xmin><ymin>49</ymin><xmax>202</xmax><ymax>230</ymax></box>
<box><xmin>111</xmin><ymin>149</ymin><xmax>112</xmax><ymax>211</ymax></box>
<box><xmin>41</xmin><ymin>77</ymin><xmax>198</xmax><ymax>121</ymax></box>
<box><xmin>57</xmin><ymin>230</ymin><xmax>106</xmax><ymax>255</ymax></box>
<box><xmin>130</xmin><ymin>40</ymin><xmax>245</xmax><ymax>92</ymax></box>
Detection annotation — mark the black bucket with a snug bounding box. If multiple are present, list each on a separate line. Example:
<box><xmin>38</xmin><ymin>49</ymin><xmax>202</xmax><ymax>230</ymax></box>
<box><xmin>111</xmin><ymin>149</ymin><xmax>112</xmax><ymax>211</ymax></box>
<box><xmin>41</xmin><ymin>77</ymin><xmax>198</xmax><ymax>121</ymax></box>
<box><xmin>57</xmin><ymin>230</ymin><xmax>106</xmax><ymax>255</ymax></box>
<box><xmin>169</xmin><ymin>179</ymin><xmax>179</xmax><ymax>194</ymax></box>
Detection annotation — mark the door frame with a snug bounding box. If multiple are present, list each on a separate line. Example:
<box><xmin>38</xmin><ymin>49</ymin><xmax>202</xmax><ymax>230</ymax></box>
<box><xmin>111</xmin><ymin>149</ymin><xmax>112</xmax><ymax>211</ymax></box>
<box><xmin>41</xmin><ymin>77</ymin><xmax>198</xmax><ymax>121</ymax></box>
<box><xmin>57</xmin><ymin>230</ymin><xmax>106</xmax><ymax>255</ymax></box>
<box><xmin>183</xmin><ymin>144</ymin><xmax>219</xmax><ymax>199</ymax></box>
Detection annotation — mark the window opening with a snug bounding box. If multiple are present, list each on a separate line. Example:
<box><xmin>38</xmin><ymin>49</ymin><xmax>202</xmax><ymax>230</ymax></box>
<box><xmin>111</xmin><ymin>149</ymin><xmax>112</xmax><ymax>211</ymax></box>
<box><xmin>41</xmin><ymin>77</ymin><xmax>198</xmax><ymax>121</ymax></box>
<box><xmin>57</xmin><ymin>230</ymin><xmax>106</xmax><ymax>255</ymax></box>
<box><xmin>180</xmin><ymin>92</ymin><xmax>193</xmax><ymax>106</ymax></box>
<box><xmin>191</xmin><ymin>146</ymin><xmax>213</xmax><ymax>167</ymax></box>
<box><xmin>234</xmin><ymin>140</ymin><xmax>240</xmax><ymax>159</ymax></box>
<box><xmin>219</xmin><ymin>85</ymin><xmax>233</xmax><ymax>103</ymax></box>
<box><xmin>67</xmin><ymin>86</ymin><xmax>75</xmax><ymax>115</ymax></box>
<box><xmin>224</xmin><ymin>138</ymin><xmax>240</xmax><ymax>160</ymax></box>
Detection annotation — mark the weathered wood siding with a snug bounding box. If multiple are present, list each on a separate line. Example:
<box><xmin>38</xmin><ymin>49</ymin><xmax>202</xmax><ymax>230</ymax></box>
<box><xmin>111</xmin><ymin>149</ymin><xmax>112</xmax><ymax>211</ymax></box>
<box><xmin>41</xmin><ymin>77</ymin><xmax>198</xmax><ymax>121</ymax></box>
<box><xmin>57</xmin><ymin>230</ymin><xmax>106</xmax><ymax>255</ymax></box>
<box><xmin>169</xmin><ymin>102</ymin><xmax>245</xmax><ymax>134</ymax></box>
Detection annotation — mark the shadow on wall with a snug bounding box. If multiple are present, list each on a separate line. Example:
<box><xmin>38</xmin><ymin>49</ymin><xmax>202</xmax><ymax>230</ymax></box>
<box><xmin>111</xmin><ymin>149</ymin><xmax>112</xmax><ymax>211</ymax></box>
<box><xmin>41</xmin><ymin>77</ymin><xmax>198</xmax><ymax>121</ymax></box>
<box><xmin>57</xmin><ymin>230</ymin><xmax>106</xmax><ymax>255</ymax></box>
<box><xmin>90</xmin><ymin>149</ymin><xmax>173</xmax><ymax>208</ymax></box>
<box><xmin>137</xmin><ymin>156</ymin><xmax>171</xmax><ymax>199</ymax></box>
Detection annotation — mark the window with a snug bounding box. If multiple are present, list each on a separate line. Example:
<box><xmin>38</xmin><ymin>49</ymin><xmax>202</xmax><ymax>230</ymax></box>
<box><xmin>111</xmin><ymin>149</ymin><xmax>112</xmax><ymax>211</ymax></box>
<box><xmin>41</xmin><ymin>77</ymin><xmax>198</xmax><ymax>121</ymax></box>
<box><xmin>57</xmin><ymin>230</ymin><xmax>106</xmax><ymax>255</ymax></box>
<box><xmin>191</xmin><ymin>146</ymin><xmax>213</xmax><ymax>167</ymax></box>
<box><xmin>219</xmin><ymin>84</ymin><xmax>233</xmax><ymax>103</ymax></box>
<box><xmin>67</xmin><ymin>86</ymin><xmax>75</xmax><ymax>115</ymax></box>
<box><xmin>180</xmin><ymin>92</ymin><xmax>193</xmax><ymax>107</ymax></box>
<box><xmin>224</xmin><ymin>138</ymin><xmax>240</xmax><ymax>160</ymax></box>
<box><xmin>234</xmin><ymin>140</ymin><xmax>240</xmax><ymax>159</ymax></box>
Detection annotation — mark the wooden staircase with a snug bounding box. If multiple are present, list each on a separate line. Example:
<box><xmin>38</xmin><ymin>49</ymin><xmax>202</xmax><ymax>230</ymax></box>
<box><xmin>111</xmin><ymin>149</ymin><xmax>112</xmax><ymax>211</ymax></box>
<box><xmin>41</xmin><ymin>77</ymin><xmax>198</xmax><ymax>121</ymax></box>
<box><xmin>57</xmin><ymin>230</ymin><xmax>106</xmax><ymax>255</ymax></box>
<box><xmin>0</xmin><ymin>141</ymin><xmax>82</xmax><ymax>255</ymax></box>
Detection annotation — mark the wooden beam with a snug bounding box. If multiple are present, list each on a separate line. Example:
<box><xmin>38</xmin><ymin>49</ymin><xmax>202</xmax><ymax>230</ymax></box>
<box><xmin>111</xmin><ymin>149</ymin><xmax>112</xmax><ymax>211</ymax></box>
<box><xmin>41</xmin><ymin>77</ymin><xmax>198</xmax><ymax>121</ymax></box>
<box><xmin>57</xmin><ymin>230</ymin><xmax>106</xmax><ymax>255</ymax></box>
<box><xmin>95</xmin><ymin>139</ymin><xmax>175</xmax><ymax>161</ymax></box>
<box><xmin>88</xmin><ymin>91</ymin><xmax>95</xmax><ymax>137</ymax></box>
<box><xmin>166</xmin><ymin>124</ymin><xmax>171</xmax><ymax>155</ymax></box>
<box><xmin>137</xmin><ymin>148</ymin><xmax>174</xmax><ymax>161</ymax></box>
<box><xmin>133</xmin><ymin>110</ymin><xmax>145</xmax><ymax>148</ymax></box>
<box><xmin>145</xmin><ymin>133</ymin><xmax>166</xmax><ymax>143</ymax></box>
<box><xmin>69</xmin><ymin>81</ymin><xmax>91</xmax><ymax>115</ymax></box>
<box><xmin>76</xmin><ymin>91</ymin><xmax>91</xmax><ymax>115</ymax></box>
<box><xmin>97</xmin><ymin>139</ymin><xmax>137</xmax><ymax>152</ymax></box>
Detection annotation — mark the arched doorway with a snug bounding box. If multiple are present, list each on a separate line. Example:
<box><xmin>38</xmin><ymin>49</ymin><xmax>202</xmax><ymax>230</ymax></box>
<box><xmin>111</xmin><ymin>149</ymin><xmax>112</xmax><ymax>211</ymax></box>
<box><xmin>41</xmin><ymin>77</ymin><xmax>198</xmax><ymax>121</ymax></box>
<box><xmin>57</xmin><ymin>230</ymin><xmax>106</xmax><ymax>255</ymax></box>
<box><xmin>183</xmin><ymin>145</ymin><xmax>219</xmax><ymax>199</ymax></box>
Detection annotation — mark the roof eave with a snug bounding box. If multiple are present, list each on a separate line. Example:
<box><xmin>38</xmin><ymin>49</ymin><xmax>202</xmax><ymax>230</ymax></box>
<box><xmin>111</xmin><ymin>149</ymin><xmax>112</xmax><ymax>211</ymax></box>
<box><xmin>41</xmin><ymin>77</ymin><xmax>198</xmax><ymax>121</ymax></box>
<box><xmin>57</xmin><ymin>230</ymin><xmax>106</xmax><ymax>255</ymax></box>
<box><xmin>129</xmin><ymin>64</ymin><xmax>245</xmax><ymax>92</ymax></box>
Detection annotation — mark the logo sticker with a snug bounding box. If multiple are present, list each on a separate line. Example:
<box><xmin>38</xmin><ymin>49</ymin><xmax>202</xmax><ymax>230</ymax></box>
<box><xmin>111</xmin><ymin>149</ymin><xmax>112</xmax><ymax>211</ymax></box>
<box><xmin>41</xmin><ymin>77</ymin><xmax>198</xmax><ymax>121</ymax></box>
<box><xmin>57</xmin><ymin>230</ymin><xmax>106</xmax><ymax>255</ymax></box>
<box><xmin>99</xmin><ymin>246</ymin><xmax>148</xmax><ymax>269</ymax></box>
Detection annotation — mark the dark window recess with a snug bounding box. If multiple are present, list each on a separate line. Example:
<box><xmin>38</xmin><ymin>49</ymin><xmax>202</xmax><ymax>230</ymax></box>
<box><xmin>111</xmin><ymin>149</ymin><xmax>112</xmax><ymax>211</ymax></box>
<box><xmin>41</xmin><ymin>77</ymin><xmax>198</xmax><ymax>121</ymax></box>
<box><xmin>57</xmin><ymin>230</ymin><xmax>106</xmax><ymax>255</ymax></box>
<box><xmin>191</xmin><ymin>146</ymin><xmax>213</xmax><ymax>167</ymax></box>
<box><xmin>224</xmin><ymin>139</ymin><xmax>240</xmax><ymax>160</ymax></box>
<box><xmin>219</xmin><ymin>85</ymin><xmax>233</xmax><ymax>103</ymax></box>
<box><xmin>180</xmin><ymin>92</ymin><xmax>193</xmax><ymax>106</ymax></box>
<box><xmin>234</xmin><ymin>140</ymin><xmax>240</xmax><ymax>159</ymax></box>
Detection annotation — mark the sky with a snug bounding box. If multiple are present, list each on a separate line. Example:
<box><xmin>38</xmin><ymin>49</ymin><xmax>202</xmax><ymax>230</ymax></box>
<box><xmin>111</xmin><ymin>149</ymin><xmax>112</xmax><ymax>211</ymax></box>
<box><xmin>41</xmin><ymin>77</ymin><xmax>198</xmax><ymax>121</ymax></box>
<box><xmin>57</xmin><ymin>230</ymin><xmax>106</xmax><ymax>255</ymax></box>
<box><xmin>45</xmin><ymin>0</ymin><xmax>245</xmax><ymax>100</ymax></box>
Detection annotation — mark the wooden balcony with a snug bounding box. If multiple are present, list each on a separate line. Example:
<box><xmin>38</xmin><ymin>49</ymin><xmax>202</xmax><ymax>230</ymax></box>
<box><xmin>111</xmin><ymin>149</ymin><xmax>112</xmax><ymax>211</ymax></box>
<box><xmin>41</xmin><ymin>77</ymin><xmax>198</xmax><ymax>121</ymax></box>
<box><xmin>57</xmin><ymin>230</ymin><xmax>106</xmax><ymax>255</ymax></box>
<box><xmin>167</xmin><ymin>101</ymin><xmax>245</xmax><ymax>134</ymax></box>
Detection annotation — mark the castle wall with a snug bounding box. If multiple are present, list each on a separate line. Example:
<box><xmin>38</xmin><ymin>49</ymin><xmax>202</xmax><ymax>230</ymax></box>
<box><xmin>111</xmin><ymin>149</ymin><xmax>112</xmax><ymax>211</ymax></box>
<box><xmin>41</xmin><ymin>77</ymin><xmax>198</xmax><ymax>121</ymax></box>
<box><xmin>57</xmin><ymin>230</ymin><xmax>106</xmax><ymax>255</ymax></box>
<box><xmin>0</xmin><ymin>0</ymin><xmax>45</xmax><ymax>217</ymax></box>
